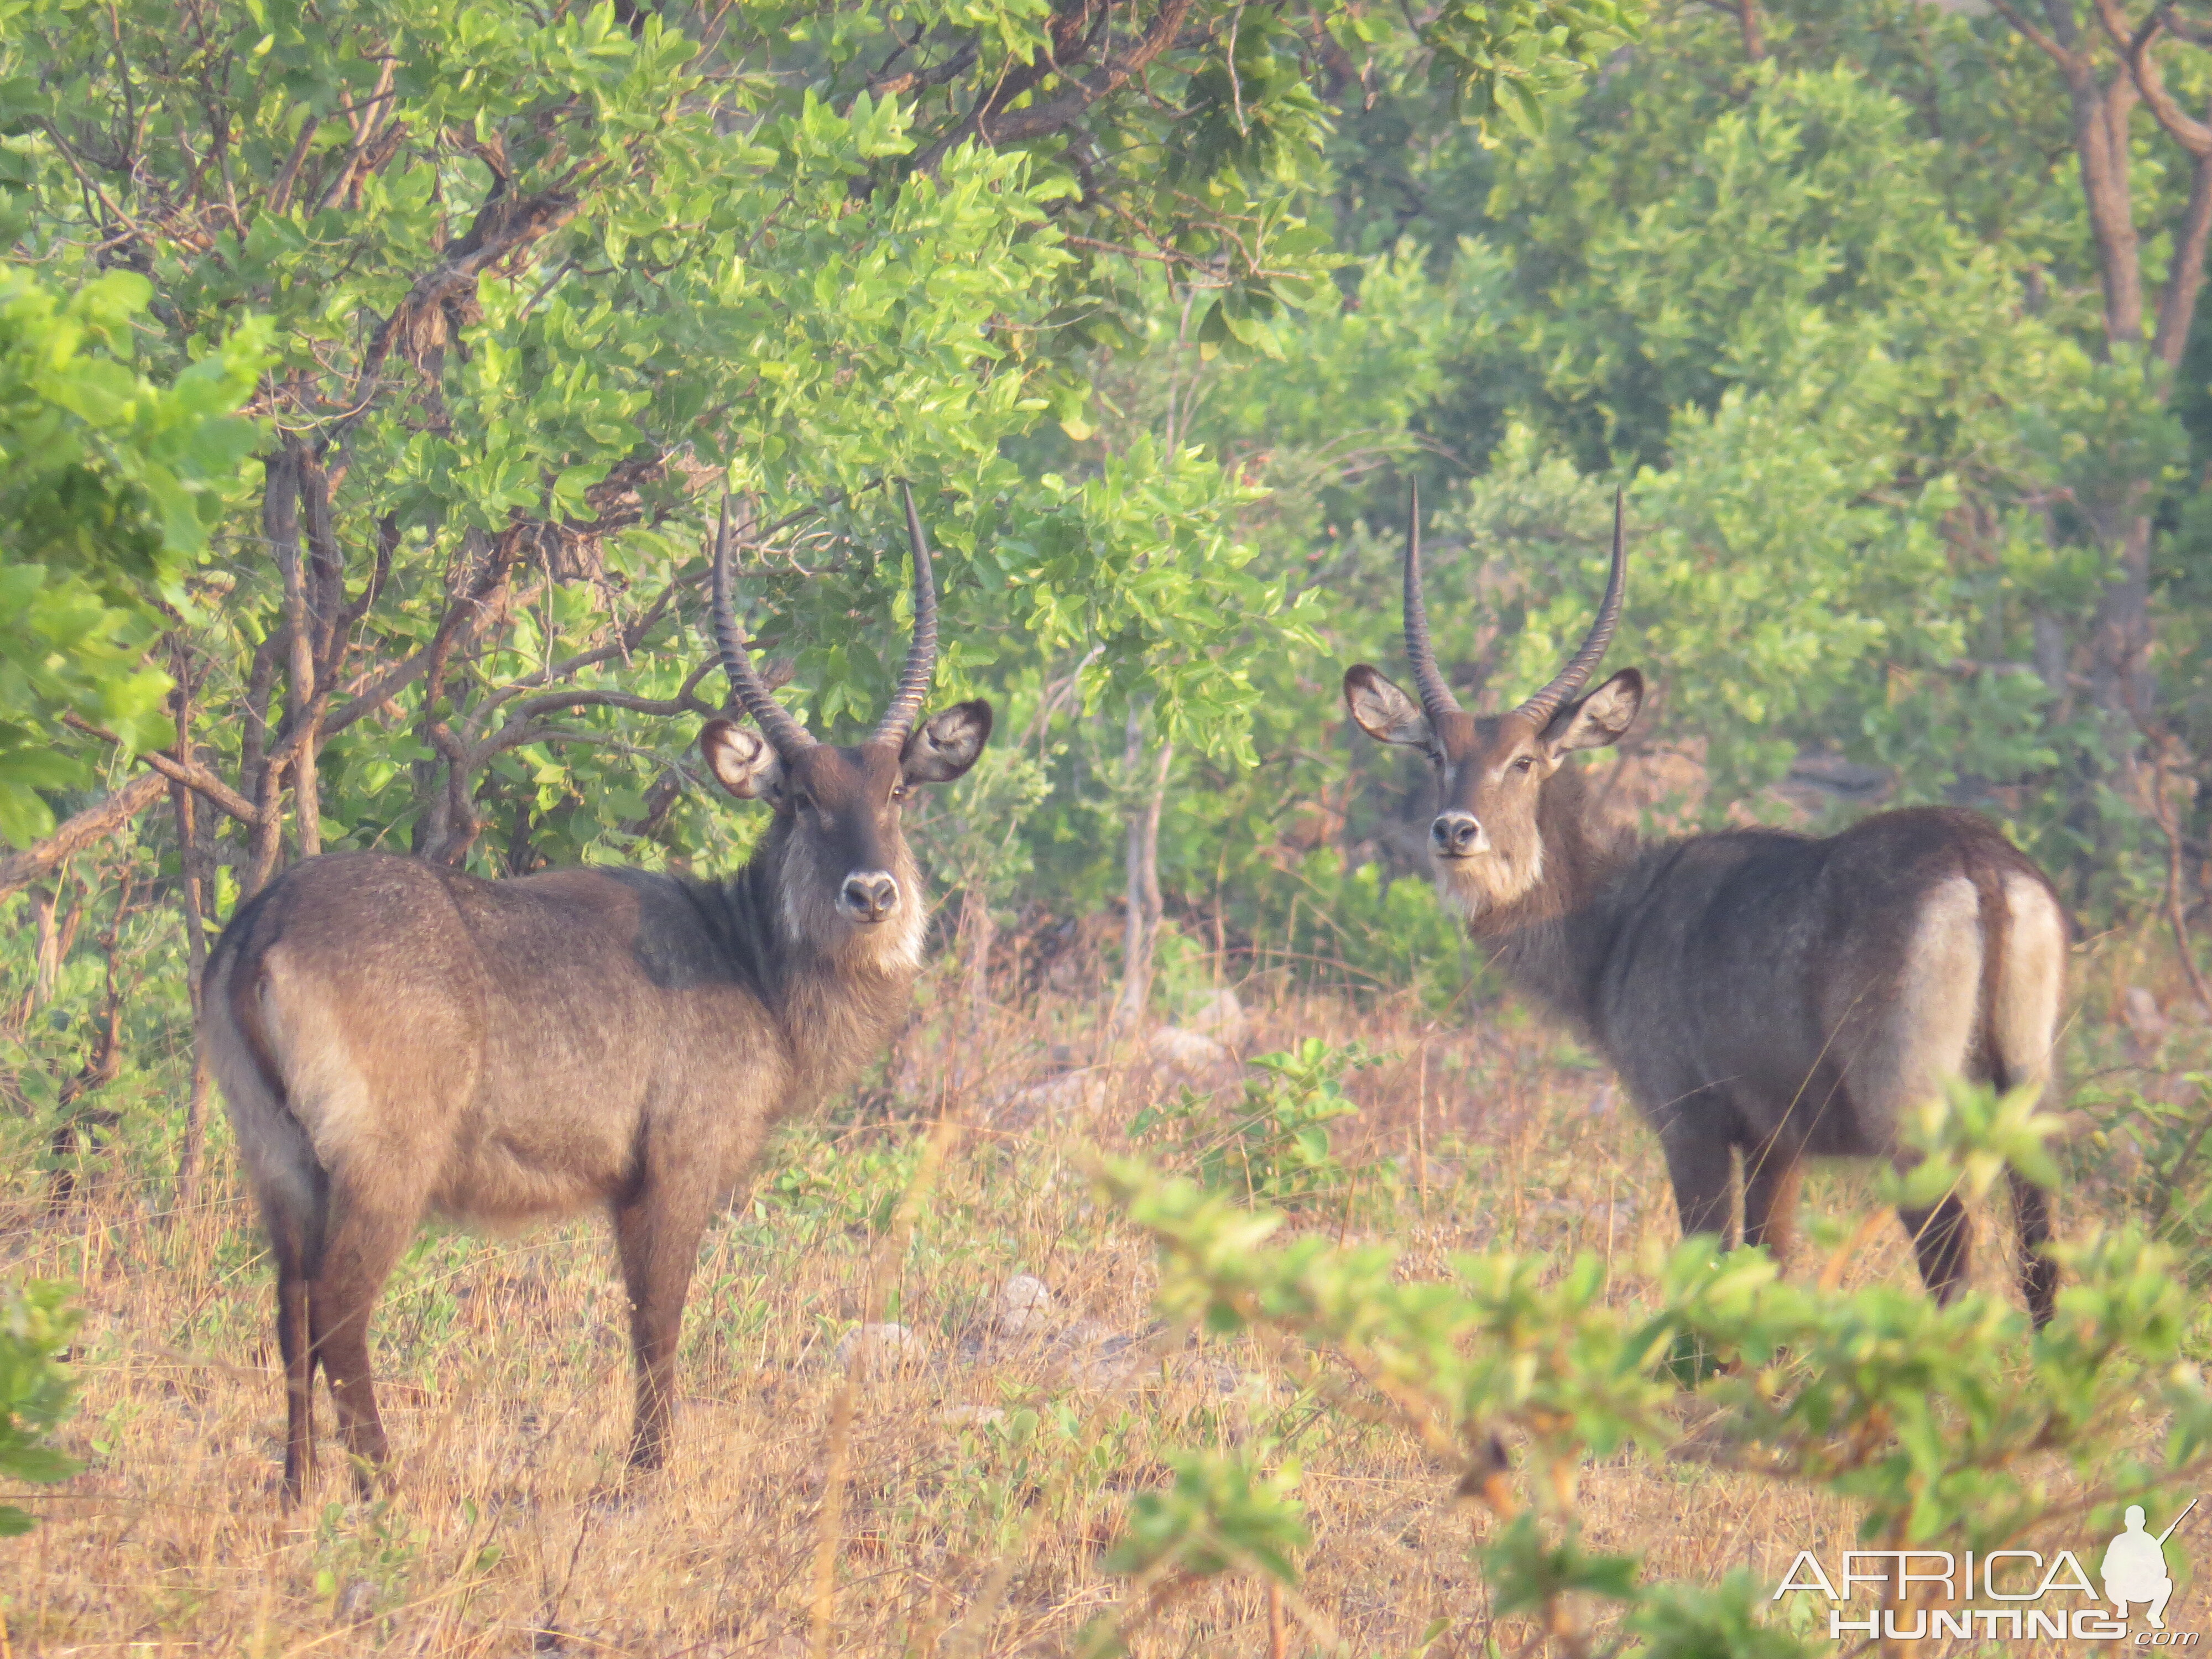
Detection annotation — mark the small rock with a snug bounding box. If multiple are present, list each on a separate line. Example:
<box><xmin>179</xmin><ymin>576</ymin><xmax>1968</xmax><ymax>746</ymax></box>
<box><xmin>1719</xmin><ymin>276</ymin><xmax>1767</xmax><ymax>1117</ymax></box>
<box><xmin>2124</xmin><ymin>987</ymin><xmax>2169</xmax><ymax>1047</ymax></box>
<box><xmin>1147</xmin><ymin>1026</ymin><xmax>1235</xmax><ymax>1087</ymax></box>
<box><xmin>1049</xmin><ymin>1320</ymin><xmax>1149</xmax><ymax>1389</ymax></box>
<box><xmin>333</xmin><ymin>1577</ymin><xmax>376</xmax><ymax>1627</ymax></box>
<box><xmin>1186</xmin><ymin>987</ymin><xmax>1251</xmax><ymax>1051</ymax></box>
<box><xmin>987</xmin><ymin>1070</ymin><xmax>1107</xmax><ymax>1130</ymax></box>
<box><xmin>995</xmin><ymin>1274</ymin><xmax>1053</xmax><ymax>1335</ymax></box>
<box><xmin>830</xmin><ymin>1322</ymin><xmax>921</xmax><ymax>1379</ymax></box>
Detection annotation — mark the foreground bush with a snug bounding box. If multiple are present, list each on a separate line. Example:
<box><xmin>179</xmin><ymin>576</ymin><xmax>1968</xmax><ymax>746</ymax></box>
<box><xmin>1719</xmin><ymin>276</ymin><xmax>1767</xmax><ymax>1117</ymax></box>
<box><xmin>1092</xmin><ymin>1084</ymin><xmax>2212</xmax><ymax>1656</ymax></box>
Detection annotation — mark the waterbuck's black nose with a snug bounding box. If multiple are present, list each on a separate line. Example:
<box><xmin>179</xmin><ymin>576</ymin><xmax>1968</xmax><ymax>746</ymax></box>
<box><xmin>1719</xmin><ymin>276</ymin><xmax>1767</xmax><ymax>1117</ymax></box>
<box><xmin>840</xmin><ymin>871</ymin><xmax>900</xmax><ymax>924</ymax></box>
<box><xmin>1431</xmin><ymin>812</ymin><xmax>1489</xmax><ymax>857</ymax></box>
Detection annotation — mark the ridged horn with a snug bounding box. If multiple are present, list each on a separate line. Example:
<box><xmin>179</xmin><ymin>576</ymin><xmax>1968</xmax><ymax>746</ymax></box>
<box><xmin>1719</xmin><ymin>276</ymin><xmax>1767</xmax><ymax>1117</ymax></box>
<box><xmin>1513</xmin><ymin>488</ymin><xmax>1627</xmax><ymax>731</ymax></box>
<box><xmin>711</xmin><ymin>494</ymin><xmax>815</xmax><ymax>756</ymax></box>
<box><xmin>1402</xmin><ymin>479</ymin><xmax>1464</xmax><ymax>724</ymax></box>
<box><xmin>869</xmin><ymin>483</ymin><xmax>939</xmax><ymax>745</ymax></box>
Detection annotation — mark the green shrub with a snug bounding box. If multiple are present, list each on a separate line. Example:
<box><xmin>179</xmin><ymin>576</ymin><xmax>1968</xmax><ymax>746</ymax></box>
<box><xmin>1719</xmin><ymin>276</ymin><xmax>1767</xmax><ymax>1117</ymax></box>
<box><xmin>1131</xmin><ymin>1039</ymin><xmax>1379</xmax><ymax>1208</ymax></box>
<box><xmin>0</xmin><ymin>1280</ymin><xmax>81</xmax><ymax>1535</ymax></box>
<box><xmin>1086</xmin><ymin>1074</ymin><xmax>2212</xmax><ymax>1658</ymax></box>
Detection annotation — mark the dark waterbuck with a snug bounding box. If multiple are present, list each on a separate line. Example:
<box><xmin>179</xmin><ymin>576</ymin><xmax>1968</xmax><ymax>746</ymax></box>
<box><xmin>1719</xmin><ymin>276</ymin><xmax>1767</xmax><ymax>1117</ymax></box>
<box><xmin>1343</xmin><ymin>494</ymin><xmax>2063</xmax><ymax>1323</ymax></box>
<box><xmin>206</xmin><ymin>490</ymin><xmax>992</xmax><ymax>1499</ymax></box>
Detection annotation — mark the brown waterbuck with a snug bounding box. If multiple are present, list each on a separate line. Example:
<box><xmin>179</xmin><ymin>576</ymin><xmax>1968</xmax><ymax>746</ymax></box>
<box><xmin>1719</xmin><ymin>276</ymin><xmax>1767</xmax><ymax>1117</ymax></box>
<box><xmin>1343</xmin><ymin>493</ymin><xmax>2063</xmax><ymax>1323</ymax></box>
<box><xmin>205</xmin><ymin>488</ymin><xmax>991</xmax><ymax>1499</ymax></box>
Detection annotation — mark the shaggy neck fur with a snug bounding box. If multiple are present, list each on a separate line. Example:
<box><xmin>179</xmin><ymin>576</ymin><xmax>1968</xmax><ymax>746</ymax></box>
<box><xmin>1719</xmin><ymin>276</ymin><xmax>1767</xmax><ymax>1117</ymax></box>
<box><xmin>686</xmin><ymin>815</ymin><xmax>925</xmax><ymax>1114</ymax></box>
<box><xmin>1447</xmin><ymin>764</ymin><xmax>1647</xmax><ymax>1036</ymax></box>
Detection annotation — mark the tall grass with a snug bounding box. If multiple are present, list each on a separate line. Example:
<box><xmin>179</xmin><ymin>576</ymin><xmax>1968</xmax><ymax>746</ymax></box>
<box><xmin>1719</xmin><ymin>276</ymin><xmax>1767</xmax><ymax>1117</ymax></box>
<box><xmin>0</xmin><ymin>930</ymin><xmax>2206</xmax><ymax>1656</ymax></box>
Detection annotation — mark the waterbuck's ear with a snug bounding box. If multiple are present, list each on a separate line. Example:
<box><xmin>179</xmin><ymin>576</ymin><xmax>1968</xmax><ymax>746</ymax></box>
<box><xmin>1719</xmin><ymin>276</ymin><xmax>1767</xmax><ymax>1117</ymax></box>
<box><xmin>701</xmin><ymin>718</ymin><xmax>784</xmax><ymax>800</ymax></box>
<box><xmin>1543</xmin><ymin>669</ymin><xmax>1644</xmax><ymax>756</ymax></box>
<box><xmin>1343</xmin><ymin>665</ymin><xmax>1432</xmax><ymax>750</ymax></box>
<box><xmin>901</xmin><ymin>699</ymin><xmax>993</xmax><ymax>785</ymax></box>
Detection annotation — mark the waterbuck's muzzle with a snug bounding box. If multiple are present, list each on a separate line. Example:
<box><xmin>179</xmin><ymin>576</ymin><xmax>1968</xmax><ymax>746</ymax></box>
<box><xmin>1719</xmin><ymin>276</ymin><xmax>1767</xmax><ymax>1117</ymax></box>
<box><xmin>839</xmin><ymin>870</ymin><xmax>900</xmax><ymax>925</ymax></box>
<box><xmin>1431</xmin><ymin>811</ymin><xmax>1490</xmax><ymax>858</ymax></box>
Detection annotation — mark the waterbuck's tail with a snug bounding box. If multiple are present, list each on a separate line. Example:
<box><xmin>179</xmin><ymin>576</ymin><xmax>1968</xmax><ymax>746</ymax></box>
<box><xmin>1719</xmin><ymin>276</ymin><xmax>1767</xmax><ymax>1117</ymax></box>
<box><xmin>1965</xmin><ymin>847</ymin><xmax>2066</xmax><ymax>1327</ymax></box>
<box><xmin>202</xmin><ymin>886</ymin><xmax>331</xmax><ymax>1261</ymax></box>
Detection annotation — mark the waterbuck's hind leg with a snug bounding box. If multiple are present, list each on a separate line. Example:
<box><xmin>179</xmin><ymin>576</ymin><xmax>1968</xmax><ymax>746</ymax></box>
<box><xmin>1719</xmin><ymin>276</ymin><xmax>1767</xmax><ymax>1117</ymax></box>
<box><xmin>612</xmin><ymin>1183</ymin><xmax>715</xmax><ymax>1473</ymax></box>
<box><xmin>310</xmin><ymin>1187</ymin><xmax>420</xmax><ymax>1495</ymax></box>
<box><xmin>1989</xmin><ymin>872</ymin><xmax>2065</xmax><ymax>1327</ymax></box>
<box><xmin>268</xmin><ymin>1199</ymin><xmax>320</xmax><ymax>1504</ymax></box>
<box><xmin>1742</xmin><ymin>1147</ymin><xmax>1804</xmax><ymax>1266</ymax></box>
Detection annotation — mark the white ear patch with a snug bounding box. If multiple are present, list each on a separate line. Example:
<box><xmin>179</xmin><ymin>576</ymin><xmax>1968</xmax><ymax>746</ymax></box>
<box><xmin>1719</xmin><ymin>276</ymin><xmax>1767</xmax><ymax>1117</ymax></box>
<box><xmin>1343</xmin><ymin>666</ymin><xmax>1432</xmax><ymax>749</ymax></box>
<box><xmin>700</xmin><ymin>719</ymin><xmax>783</xmax><ymax>800</ymax></box>
<box><xmin>1544</xmin><ymin>669</ymin><xmax>1644</xmax><ymax>756</ymax></box>
<box><xmin>901</xmin><ymin>700</ymin><xmax>993</xmax><ymax>784</ymax></box>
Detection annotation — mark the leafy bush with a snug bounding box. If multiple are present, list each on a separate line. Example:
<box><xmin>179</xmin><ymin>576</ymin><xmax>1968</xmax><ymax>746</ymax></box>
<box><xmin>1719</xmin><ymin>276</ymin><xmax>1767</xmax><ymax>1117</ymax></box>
<box><xmin>1131</xmin><ymin>1039</ymin><xmax>1379</xmax><ymax>1208</ymax></box>
<box><xmin>2075</xmin><ymin>1073</ymin><xmax>2212</xmax><ymax>1286</ymax></box>
<box><xmin>0</xmin><ymin>1280</ymin><xmax>81</xmax><ymax>1535</ymax></box>
<box><xmin>0</xmin><ymin>266</ymin><xmax>264</xmax><ymax>845</ymax></box>
<box><xmin>1087</xmin><ymin>1074</ymin><xmax>2212</xmax><ymax>1657</ymax></box>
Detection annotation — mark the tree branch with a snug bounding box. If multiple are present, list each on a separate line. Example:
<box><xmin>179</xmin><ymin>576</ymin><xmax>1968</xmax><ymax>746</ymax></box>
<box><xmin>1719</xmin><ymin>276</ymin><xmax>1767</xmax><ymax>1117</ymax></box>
<box><xmin>56</xmin><ymin>716</ymin><xmax>263</xmax><ymax>827</ymax></box>
<box><xmin>1986</xmin><ymin>0</ymin><xmax>2079</xmax><ymax>67</ymax></box>
<box><xmin>2153</xmin><ymin>151</ymin><xmax>2212</xmax><ymax>370</ymax></box>
<box><xmin>912</xmin><ymin>0</ymin><xmax>1194</xmax><ymax>170</ymax></box>
<box><xmin>974</xmin><ymin>0</ymin><xmax>1194</xmax><ymax>149</ymax></box>
<box><xmin>324</xmin><ymin>182</ymin><xmax>585</xmax><ymax>453</ymax></box>
<box><xmin>476</xmin><ymin>661</ymin><xmax>722</xmax><ymax>761</ymax></box>
<box><xmin>0</xmin><ymin>773</ymin><xmax>168</xmax><ymax>900</ymax></box>
<box><xmin>2094</xmin><ymin>0</ymin><xmax>2212</xmax><ymax>154</ymax></box>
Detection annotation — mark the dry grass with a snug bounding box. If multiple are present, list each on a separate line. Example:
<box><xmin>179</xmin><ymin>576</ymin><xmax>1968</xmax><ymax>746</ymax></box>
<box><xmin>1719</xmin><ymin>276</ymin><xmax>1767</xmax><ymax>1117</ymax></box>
<box><xmin>2</xmin><ymin>943</ymin><xmax>2208</xmax><ymax>1657</ymax></box>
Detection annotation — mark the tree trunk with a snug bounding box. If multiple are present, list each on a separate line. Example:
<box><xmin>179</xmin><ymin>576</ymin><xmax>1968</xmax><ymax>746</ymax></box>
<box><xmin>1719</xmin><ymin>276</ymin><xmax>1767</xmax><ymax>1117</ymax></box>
<box><xmin>961</xmin><ymin>888</ymin><xmax>997</xmax><ymax>1016</ymax></box>
<box><xmin>268</xmin><ymin>445</ymin><xmax>323</xmax><ymax>860</ymax></box>
<box><xmin>1989</xmin><ymin>7</ymin><xmax>2212</xmax><ymax>889</ymax></box>
<box><xmin>1736</xmin><ymin>0</ymin><xmax>1765</xmax><ymax>63</ymax></box>
<box><xmin>168</xmin><ymin>655</ymin><xmax>215</xmax><ymax>1217</ymax></box>
<box><xmin>1110</xmin><ymin>710</ymin><xmax>1173</xmax><ymax>1036</ymax></box>
<box><xmin>26</xmin><ymin>886</ymin><xmax>58</xmax><ymax>1017</ymax></box>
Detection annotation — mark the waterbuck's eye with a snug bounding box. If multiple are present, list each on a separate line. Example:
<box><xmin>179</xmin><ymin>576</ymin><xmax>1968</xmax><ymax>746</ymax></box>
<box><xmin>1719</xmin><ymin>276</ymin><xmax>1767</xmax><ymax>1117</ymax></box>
<box><xmin>1512</xmin><ymin>755</ymin><xmax>1537</xmax><ymax>774</ymax></box>
<box><xmin>891</xmin><ymin>783</ymin><xmax>907</xmax><ymax>804</ymax></box>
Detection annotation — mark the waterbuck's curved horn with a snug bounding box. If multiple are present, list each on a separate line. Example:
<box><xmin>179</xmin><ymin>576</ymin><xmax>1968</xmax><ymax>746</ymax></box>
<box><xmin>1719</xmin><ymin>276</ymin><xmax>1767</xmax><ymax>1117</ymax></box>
<box><xmin>711</xmin><ymin>495</ymin><xmax>815</xmax><ymax>755</ymax></box>
<box><xmin>1513</xmin><ymin>488</ymin><xmax>1627</xmax><ymax>731</ymax></box>
<box><xmin>1402</xmin><ymin>480</ymin><xmax>1464</xmax><ymax>725</ymax></box>
<box><xmin>870</xmin><ymin>483</ymin><xmax>939</xmax><ymax>745</ymax></box>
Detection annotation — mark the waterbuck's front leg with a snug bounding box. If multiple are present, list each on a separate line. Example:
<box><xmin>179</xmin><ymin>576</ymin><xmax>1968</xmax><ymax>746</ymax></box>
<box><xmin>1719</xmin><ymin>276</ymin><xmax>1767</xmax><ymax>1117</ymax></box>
<box><xmin>2010</xmin><ymin>1170</ymin><xmax>2059</xmax><ymax>1326</ymax></box>
<box><xmin>1742</xmin><ymin>1149</ymin><xmax>1804</xmax><ymax>1264</ymax></box>
<box><xmin>613</xmin><ymin>1182</ymin><xmax>714</xmax><ymax>1471</ymax></box>
<box><xmin>1657</xmin><ymin>1125</ymin><xmax>1737</xmax><ymax>1250</ymax></box>
<box><xmin>1898</xmin><ymin>1193</ymin><xmax>1972</xmax><ymax>1305</ymax></box>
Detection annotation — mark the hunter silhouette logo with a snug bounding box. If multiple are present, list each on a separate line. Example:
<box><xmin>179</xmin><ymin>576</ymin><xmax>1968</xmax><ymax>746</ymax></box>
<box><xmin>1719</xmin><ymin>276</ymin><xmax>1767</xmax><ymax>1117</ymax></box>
<box><xmin>1773</xmin><ymin>1496</ymin><xmax>2200</xmax><ymax>1643</ymax></box>
<box><xmin>2105</xmin><ymin>1500</ymin><xmax>2195</xmax><ymax>1631</ymax></box>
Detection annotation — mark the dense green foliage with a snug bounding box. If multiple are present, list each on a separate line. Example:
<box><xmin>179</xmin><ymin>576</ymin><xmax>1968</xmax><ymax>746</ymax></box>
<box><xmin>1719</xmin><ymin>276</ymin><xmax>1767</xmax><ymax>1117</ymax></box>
<box><xmin>0</xmin><ymin>267</ymin><xmax>262</xmax><ymax>845</ymax></box>
<box><xmin>3</xmin><ymin>0</ymin><xmax>2207</xmax><ymax>993</ymax></box>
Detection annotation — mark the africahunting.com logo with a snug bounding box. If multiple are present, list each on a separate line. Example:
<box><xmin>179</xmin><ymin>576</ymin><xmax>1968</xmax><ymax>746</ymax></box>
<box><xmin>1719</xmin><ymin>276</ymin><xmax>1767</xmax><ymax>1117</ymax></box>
<box><xmin>1773</xmin><ymin>1499</ymin><xmax>2200</xmax><ymax>1644</ymax></box>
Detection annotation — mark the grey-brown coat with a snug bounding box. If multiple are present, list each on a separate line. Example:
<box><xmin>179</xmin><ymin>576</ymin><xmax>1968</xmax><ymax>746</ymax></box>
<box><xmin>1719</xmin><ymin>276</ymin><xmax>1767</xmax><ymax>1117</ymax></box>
<box><xmin>1343</xmin><ymin>493</ymin><xmax>2063</xmax><ymax>1322</ymax></box>
<box><xmin>205</xmin><ymin>491</ymin><xmax>990</xmax><ymax>1500</ymax></box>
